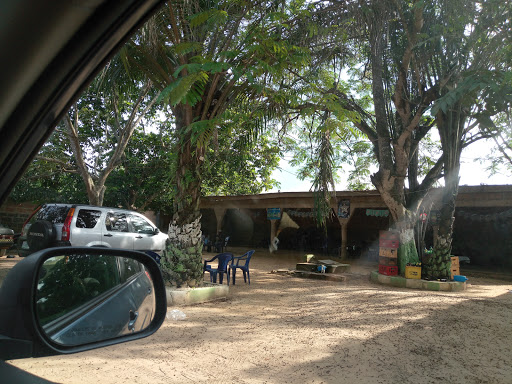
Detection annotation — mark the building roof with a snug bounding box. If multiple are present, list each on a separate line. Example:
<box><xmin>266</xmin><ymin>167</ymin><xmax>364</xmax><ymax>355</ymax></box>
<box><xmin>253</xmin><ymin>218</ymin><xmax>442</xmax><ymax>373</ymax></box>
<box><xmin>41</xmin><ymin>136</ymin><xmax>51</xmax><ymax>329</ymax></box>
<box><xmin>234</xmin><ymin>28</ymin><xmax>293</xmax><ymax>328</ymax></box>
<box><xmin>200</xmin><ymin>185</ymin><xmax>512</xmax><ymax>210</ymax></box>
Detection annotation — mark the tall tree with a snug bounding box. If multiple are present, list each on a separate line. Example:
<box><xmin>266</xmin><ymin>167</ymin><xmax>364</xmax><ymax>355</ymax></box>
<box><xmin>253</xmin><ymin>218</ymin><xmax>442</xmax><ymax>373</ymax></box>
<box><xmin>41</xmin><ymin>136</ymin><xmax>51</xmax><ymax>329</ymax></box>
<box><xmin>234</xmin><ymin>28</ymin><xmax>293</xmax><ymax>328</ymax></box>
<box><xmin>422</xmin><ymin>0</ymin><xmax>512</xmax><ymax>278</ymax></box>
<box><xmin>13</xmin><ymin>56</ymin><xmax>163</xmax><ymax>207</ymax></box>
<box><xmin>280</xmin><ymin>0</ymin><xmax>443</xmax><ymax>267</ymax></box>
<box><xmin>62</xmin><ymin>78</ymin><xmax>161</xmax><ymax>206</ymax></box>
<box><xmin>286</xmin><ymin>0</ymin><xmax>512</xmax><ymax>274</ymax></box>
<box><xmin>103</xmin><ymin>129</ymin><xmax>176</xmax><ymax>212</ymax></box>
<box><xmin>125</xmin><ymin>0</ymin><xmax>310</xmax><ymax>286</ymax></box>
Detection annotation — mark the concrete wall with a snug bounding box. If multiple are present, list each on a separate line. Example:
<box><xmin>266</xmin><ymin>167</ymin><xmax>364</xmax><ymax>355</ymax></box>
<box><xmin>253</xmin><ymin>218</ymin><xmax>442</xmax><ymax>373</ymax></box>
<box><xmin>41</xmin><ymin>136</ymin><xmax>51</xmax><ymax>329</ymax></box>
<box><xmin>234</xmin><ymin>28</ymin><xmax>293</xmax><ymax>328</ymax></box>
<box><xmin>0</xmin><ymin>201</ymin><xmax>38</xmax><ymax>233</ymax></box>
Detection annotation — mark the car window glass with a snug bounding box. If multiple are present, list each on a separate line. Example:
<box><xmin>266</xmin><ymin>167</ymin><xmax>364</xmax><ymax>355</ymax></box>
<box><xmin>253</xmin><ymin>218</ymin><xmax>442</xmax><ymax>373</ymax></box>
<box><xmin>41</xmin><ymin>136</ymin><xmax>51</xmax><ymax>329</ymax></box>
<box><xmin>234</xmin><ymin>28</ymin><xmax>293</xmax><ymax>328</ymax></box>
<box><xmin>119</xmin><ymin>257</ymin><xmax>142</xmax><ymax>282</ymax></box>
<box><xmin>36</xmin><ymin>205</ymin><xmax>70</xmax><ymax>224</ymax></box>
<box><xmin>105</xmin><ymin>212</ymin><xmax>128</xmax><ymax>232</ymax></box>
<box><xmin>76</xmin><ymin>209</ymin><xmax>102</xmax><ymax>229</ymax></box>
<box><xmin>129</xmin><ymin>215</ymin><xmax>154</xmax><ymax>234</ymax></box>
<box><xmin>36</xmin><ymin>254</ymin><xmax>121</xmax><ymax>327</ymax></box>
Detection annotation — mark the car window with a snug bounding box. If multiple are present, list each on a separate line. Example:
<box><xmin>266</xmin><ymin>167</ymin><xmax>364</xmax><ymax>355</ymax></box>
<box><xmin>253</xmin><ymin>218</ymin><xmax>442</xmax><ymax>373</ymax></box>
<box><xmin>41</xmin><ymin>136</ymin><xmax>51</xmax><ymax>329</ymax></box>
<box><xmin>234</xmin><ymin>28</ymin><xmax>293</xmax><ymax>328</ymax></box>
<box><xmin>75</xmin><ymin>209</ymin><xmax>102</xmax><ymax>229</ymax></box>
<box><xmin>129</xmin><ymin>215</ymin><xmax>154</xmax><ymax>234</ymax></box>
<box><xmin>119</xmin><ymin>257</ymin><xmax>142</xmax><ymax>282</ymax></box>
<box><xmin>35</xmin><ymin>205</ymin><xmax>70</xmax><ymax>224</ymax></box>
<box><xmin>105</xmin><ymin>212</ymin><xmax>128</xmax><ymax>232</ymax></box>
<box><xmin>36</xmin><ymin>254</ymin><xmax>121</xmax><ymax>326</ymax></box>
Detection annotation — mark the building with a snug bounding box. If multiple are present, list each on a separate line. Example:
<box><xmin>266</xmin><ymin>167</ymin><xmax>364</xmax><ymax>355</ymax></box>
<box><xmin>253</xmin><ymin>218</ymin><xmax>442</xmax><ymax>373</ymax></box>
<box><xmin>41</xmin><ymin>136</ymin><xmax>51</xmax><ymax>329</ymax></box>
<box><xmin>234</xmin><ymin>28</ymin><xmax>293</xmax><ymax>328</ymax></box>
<box><xmin>200</xmin><ymin>185</ymin><xmax>512</xmax><ymax>268</ymax></box>
<box><xmin>2</xmin><ymin>185</ymin><xmax>511</xmax><ymax>267</ymax></box>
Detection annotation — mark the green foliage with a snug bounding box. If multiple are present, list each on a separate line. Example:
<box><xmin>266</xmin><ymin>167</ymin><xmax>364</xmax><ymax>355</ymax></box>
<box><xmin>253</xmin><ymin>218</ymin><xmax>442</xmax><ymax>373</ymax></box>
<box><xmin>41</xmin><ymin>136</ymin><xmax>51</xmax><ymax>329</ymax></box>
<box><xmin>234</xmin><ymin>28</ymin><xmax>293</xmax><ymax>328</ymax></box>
<box><xmin>398</xmin><ymin>239</ymin><xmax>420</xmax><ymax>276</ymax></box>
<box><xmin>159</xmin><ymin>71</ymin><xmax>209</xmax><ymax>107</ymax></box>
<box><xmin>202</xmin><ymin>129</ymin><xmax>280</xmax><ymax>196</ymax></box>
<box><xmin>185</xmin><ymin>119</ymin><xmax>219</xmax><ymax>149</ymax></box>
<box><xmin>312</xmin><ymin>127</ymin><xmax>335</xmax><ymax>228</ymax></box>
<box><xmin>189</xmin><ymin>9</ymin><xmax>228</xmax><ymax>28</ymax></box>
<box><xmin>9</xmin><ymin>66</ymin><xmax>167</xmax><ymax>209</ymax></box>
<box><xmin>10</xmin><ymin>163</ymin><xmax>88</xmax><ymax>205</ymax></box>
<box><xmin>431</xmin><ymin>71</ymin><xmax>512</xmax><ymax>116</ymax></box>
<box><xmin>287</xmin><ymin>109</ymin><xmax>375</xmax><ymax>192</ymax></box>
<box><xmin>103</xmin><ymin>129</ymin><xmax>176</xmax><ymax>213</ymax></box>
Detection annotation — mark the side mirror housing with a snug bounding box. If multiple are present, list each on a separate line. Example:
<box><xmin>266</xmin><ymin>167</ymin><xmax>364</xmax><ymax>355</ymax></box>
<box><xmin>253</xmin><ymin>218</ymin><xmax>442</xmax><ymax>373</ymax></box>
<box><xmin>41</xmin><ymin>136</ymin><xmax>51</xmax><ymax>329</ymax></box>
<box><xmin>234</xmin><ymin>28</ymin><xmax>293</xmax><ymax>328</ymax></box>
<box><xmin>0</xmin><ymin>247</ymin><xmax>167</xmax><ymax>360</ymax></box>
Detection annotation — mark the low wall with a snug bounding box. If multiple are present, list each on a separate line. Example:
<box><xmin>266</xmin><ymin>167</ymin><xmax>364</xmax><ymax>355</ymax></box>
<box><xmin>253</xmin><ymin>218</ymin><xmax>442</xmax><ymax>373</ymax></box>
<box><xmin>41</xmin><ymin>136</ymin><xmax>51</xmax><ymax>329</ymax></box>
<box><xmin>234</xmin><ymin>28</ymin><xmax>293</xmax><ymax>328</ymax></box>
<box><xmin>0</xmin><ymin>201</ymin><xmax>38</xmax><ymax>232</ymax></box>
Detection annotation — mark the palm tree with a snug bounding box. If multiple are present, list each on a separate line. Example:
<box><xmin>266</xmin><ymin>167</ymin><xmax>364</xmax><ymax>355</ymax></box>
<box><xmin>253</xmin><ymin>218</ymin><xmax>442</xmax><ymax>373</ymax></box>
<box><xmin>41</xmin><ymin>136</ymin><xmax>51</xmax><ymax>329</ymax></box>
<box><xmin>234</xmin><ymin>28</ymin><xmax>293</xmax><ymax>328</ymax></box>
<box><xmin>423</xmin><ymin>0</ymin><xmax>512</xmax><ymax>278</ymax></box>
<box><xmin>124</xmin><ymin>0</ymin><xmax>309</xmax><ymax>286</ymax></box>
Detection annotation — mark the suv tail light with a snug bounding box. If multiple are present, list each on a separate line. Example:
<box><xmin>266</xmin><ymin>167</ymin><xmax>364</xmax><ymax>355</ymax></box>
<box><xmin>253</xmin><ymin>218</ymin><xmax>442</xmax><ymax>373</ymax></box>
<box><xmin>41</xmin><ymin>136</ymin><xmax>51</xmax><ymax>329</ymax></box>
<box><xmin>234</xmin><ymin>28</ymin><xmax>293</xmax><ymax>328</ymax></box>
<box><xmin>61</xmin><ymin>208</ymin><xmax>75</xmax><ymax>241</ymax></box>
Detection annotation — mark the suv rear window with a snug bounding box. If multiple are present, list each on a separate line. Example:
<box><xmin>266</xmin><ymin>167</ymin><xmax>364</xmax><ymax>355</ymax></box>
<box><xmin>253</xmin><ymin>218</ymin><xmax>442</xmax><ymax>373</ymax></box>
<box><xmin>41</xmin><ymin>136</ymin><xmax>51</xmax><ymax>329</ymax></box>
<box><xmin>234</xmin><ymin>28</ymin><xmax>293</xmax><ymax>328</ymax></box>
<box><xmin>36</xmin><ymin>205</ymin><xmax>71</xmax><ymax>224</ymax></box>
<box><xmin>76</xmin><ymin>209</ymin><xmax>102</xmax><ymax>229</ymax></box>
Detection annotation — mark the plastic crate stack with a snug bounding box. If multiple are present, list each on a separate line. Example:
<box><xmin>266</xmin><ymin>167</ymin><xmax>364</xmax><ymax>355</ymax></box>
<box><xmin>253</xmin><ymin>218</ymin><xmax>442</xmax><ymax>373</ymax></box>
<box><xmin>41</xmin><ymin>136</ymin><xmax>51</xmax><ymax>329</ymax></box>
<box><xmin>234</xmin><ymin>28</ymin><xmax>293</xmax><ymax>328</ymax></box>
<box><xmin>450</xmin><ymin>256</ymin><xmax>460</xmax><ymax>280</ymax></box>
<box><xmin>378</xmin><ymin>230</ymin><xmax>399</xmax><ymax>276</ymax></box>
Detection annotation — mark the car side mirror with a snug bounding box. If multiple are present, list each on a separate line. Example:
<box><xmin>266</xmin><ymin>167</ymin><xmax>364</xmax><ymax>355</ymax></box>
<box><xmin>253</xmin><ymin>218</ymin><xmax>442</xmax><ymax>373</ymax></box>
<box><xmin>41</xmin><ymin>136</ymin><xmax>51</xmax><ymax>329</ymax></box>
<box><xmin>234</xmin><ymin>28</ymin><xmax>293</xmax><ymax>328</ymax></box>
<box><xmin>0</xmin><ymin>247</ymin><xmax>167</xmax><ymax>360</ymax></box>
<box><xmin>137</xmin><ymin>227</ymin><xmax>159</xmax><ymax>235</ymax></box>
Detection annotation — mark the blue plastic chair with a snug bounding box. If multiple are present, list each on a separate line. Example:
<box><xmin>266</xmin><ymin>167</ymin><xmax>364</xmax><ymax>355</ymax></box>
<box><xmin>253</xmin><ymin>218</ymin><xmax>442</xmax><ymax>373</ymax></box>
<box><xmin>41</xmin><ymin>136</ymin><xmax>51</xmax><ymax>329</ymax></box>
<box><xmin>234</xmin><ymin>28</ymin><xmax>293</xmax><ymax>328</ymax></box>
<box><xmin>229</xmin><ymin>250</ymin><xmax>255</xmax><ymax>285</ymax></box>
<box><xmin>203</xmin><ymin>252</ymin><xmax>233</xmax><ymax>284</ymax></box>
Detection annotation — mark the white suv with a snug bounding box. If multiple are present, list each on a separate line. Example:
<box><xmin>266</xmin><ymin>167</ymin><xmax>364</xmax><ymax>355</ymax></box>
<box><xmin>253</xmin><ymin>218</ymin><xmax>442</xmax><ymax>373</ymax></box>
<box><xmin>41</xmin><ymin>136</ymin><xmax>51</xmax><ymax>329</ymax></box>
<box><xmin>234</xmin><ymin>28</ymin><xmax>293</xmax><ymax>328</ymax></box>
<box><xmin>18</xmin><ymin>204</ymin><xmax>168</xmax><ymax>257</ymax></box>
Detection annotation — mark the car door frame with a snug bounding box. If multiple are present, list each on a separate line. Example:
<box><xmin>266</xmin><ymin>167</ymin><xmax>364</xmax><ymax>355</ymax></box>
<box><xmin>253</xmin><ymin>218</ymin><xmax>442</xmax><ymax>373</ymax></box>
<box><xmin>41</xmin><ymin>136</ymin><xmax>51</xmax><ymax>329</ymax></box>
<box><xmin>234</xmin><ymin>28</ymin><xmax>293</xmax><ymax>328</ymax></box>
<box><xmin>128</xmin><ymin>213</ymin><xmax>162</xmax><ymax>253</ymax></box>
<box><xmin>102</xmin><ymin>211</ymin><xmax>135</xmax><ymax>250</ymax></box>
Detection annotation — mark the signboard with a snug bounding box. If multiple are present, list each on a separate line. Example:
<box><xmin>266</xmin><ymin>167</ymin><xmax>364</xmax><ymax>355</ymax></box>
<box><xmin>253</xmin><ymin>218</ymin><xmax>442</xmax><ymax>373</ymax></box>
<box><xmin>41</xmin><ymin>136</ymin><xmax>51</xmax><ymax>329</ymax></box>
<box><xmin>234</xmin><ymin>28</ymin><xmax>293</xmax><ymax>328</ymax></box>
<box><xmin>267</xmin><ymin>208</ymin><xmax>281</xmax><ymax>220</ymax></box>
<box><xmin>430</xmin><ymin>210</ymin><xmax>441</xmax><ymax>225</ymax></box>
<box><xmin>366</xmin><ymin>209</ymin><xmax>389</xmax><ymax>217</ymax></box>
<box><xmin>338</xmin><ymin>200</ymin><xmax>350</xmax><ymax>218</ymax></box>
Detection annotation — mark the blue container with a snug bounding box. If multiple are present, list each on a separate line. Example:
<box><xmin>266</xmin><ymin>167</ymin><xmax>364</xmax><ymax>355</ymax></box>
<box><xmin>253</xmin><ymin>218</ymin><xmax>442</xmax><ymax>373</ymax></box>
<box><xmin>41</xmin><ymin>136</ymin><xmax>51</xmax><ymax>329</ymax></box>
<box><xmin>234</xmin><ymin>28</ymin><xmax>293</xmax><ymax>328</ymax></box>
<box><xmin>453</xmin><ymin>275</ymin><xmax>467</xmax><ymax>282</ymax></box>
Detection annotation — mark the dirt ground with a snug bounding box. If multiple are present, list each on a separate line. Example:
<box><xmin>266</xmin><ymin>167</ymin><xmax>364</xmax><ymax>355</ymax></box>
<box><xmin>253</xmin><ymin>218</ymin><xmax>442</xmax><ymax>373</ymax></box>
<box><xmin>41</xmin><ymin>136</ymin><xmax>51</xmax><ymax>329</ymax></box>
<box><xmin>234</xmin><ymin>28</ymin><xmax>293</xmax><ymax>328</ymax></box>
<box><xmin>2</xmin><ymin>247</ymin><xmax>512</xmax><ymax>384</ymax></box>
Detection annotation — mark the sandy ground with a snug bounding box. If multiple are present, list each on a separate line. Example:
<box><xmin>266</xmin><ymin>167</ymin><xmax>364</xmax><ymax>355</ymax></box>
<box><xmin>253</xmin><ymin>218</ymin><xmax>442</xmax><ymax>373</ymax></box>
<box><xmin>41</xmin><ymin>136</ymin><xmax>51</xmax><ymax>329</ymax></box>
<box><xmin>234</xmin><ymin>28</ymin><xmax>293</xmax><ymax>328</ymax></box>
<box><xmin>2</xmin><ymin>248</ymin><xmax>512</xmax><ymax>384</ymax></box>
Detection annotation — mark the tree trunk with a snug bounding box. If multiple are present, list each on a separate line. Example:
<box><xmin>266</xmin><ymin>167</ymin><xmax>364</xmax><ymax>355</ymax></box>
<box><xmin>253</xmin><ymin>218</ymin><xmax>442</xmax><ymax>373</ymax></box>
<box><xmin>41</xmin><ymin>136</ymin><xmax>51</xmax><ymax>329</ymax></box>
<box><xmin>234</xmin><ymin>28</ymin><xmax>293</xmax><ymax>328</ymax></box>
<box><xmin>161</xmin><ymin>217</ymin><xmax>204</xmax><ymax>287</ymax></box>
<box><xmin>160</xmin><ymin>108</ymin><xmax>205</xmax><ymax>287</ymax></box>
<box><xmin>398</xmin><ymin>227</ymin><xmax>419</xmax><ymax>274</ymax></box>
<box><xmin>87</xmin><ymin>184</ymin><xmax>106</xmax><ymax>206</ymax></box>
<box><xmin>425</xmin><ymin>107</ymin><xmax>465</xmax><ymax>279</ymax></box>
<box><xmin>424</xmin><ymin>172</ymin><xmax>459</xmax><ymax>279</ymax></box>
<box><xmin>368</xmin><ymin>11</ymin><xmax>420</xmax><ymax>274</ymax></box>
<box><xmin>63</xmin><ymin>85</ymin><xmax>158</xmax><ymax>207</ymax></box>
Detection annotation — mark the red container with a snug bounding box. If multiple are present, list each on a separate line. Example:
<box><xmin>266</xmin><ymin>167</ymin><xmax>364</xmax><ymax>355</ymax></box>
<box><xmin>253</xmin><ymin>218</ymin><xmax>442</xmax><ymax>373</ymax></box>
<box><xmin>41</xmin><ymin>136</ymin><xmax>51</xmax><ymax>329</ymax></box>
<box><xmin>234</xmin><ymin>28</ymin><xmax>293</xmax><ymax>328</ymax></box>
<box><xmin>379</xmin><ymin>265</ymin><xmax>398</xmax><ymax>276</ymax></box>
<box><xmin>379</xmin><ymin>239</ymin><xmax>399</xmax><ymax>249</ymax></box>
<box><xmin>379</xmin><ymin>230</ymin><xmax>399</xmax><ymax>241</ymax></box>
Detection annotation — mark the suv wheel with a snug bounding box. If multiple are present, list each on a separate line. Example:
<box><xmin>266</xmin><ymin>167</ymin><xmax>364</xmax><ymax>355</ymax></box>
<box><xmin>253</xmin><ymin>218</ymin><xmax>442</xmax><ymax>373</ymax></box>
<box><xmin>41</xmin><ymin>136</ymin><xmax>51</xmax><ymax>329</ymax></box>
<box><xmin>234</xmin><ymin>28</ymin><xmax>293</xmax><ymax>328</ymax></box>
<box><xmin>27</xmin><ymin>220</ymin><xmax>56</xmax><ymax>252</ymax></box>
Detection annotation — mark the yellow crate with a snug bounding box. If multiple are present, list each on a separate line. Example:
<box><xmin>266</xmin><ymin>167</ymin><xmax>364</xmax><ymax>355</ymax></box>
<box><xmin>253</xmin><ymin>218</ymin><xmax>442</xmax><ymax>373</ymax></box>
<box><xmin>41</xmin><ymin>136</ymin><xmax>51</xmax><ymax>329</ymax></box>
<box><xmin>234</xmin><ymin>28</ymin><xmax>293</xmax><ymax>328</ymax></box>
<box><xmin>451</xmin><ymin>256</ymin><xmax>459</xmax><ymax>267</ymax></box>
<box><xmin>379</xmin><ymin>247</ymin><xmax>397</xmax><ymax>258</ymax></box>
<box><xmin>405</xmin><ymin>266</ymin><xmax>421</xmax><ymax>279</ymax></box>
<box><xmin>450</xmin><ymin>266</ymin><xmax>460</xmax><ymax>280</ymax></box>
